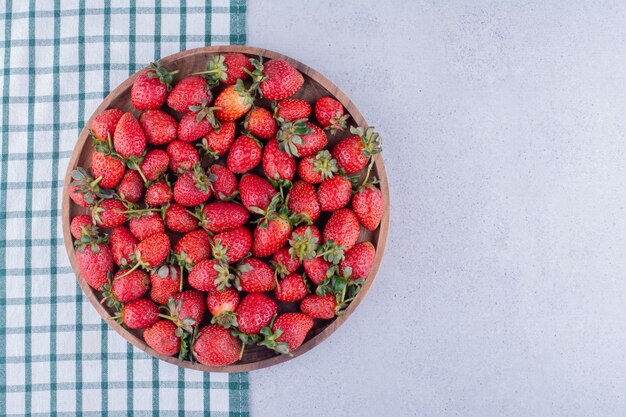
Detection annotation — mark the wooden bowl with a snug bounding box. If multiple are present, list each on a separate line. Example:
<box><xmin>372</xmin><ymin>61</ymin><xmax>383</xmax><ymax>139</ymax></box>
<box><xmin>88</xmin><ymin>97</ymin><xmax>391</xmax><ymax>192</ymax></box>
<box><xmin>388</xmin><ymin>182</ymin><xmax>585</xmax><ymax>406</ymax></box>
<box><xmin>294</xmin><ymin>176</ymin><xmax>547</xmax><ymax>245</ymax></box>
<box><xmin>62</xmin><ymin>46</ymin><xmax>390</xmax><ymax>372</ymax></box>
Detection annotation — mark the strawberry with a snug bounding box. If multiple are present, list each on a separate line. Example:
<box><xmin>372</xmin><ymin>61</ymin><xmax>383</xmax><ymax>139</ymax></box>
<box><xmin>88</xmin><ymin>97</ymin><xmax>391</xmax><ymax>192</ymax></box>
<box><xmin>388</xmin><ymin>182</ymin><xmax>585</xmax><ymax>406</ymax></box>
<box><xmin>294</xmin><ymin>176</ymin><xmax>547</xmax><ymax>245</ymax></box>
<box><xmin>91</xmin><ymin>199</ymin><xmax>127</xmax><ymax>228</ymax></box>
<box><xmin>70</xmin><ymin>215</ymin><xmax>95</xmax><ymax>240</ymax></box>
<box><xmin>188</xmin><ymin>259</ymin><xmax>224</xmax><ymax>292</ymax></box>
<box><xmin>145</xmin><ymin>178</ymin><xmax>173</xmax><ymax>207</ymax></box>
<box><xmin>277</xmin><ymin>120</ymin><xmax>326</xmax><ymax>158</ymax></box>
<box><xmin>207</xmin><ymin>288</ymin><xmax>239</xmax><ymax>328</ymax></box>
<box><xmin>167</xmin><ymin>75</ymin><xmax>211</xmax><ymax>113</ymax></box>
<box><xmin>237</xmin><ymin>258</ymin><xmax>276</xmax><ymax>293</ymax></box>
<box><xmin>166</xmin><ymin>140</ymin><xmax>200</xmax><ymax>173</ymax></box>
<box><xmin>251</xmin><ymin>214</ymin><xmax>292</xmax><ymax>258</ymax></box>
<box><xmin>323</xmin><ymin>208</ymin><xmax>360</xmax><ymax>251</ymax></box>
<box><xmin>173</xmin><ymin>229</ymin><xmax>212</xmax><ymax>267</ymax></box>
<box><xmin>91</xmin><ymin>151</ymin><xmax>125</xmax><ymax>189</ymax></box>
<box><xmin>120</xmin><ymin>298</ymin><xmax>159</xmax><ymax>329</ymax></box>
<box><xmin>287</xmin><ymin>180</ymin><xmax>320</xmax><ymax>222</ymax></box>
<box><xmin>332</xmin><ymin>126</ymin><xmax>381</xmax><ymax>174</ymax></box>
<box><xmin>244</xmin><ymin>107</ymin><xmax>277</xmax><ymax>139</ymax></box>
<box><xmin>208</xmin><ymin>164</ymin><xmax>238</xmax><ymax>201</ymax></box>
<box><xmin>140</xmin><ymin>149</ymin><xmax>169</xmax><ymax>181</ymax></box>
<box><xmin>199</xmin><ymin>121</ymin><xmax>236</xmax><ymax>157</ymax></box>
<box><xmin>170</xmin><ymin>290</ymin><xmax>206</xmax><ymax>328</ymax></box>
<box><xmin>75</xmin><ymin>240</ymin><xmax>114</xmax><ymax>291</ymax></box>
<box><xmin>260</xmin><ymin>312</ymin><xmax>313</xmax><ymax>353</ymax></box>
<box><xmin>144</xmin><ymin>320</ymin><xmax>181</xmax><ymax>356</ymax></box>
<box><xmin>150</xmin><ymin>264</ymin><xmax>181</xmax><ymax>304</ymax></box>
<box><xmin>129</xmin><ymin>211</ymin><xmax>164</xmax><ymax>240</ymax></box>
<box><xmin>198</xmin><ymin>201</ymin><xmax>249</xmax><ymax>234</ymax></box>
<box><xmin>177</xmin><ymin>110</ymin><xmax>214</xmax><ymax>142</ymax></box>
<box><xmin>298</xmin><ymin>150</ymin><xmax>337</xmax><ymax>184</ymax></box>
<box><xmin>91</xmin><ymin>108</ymin><xmax>123</xmax><ymax>141</ymax></box>
<box><xmin>235</xmin><ymin>293</ymin><xmax>277</xmax><ymax>335</ymax></box>
<box><xmin>315</xmin><ymin>96</ymin><xmax>348</xmax><ymax>133</ymax></box>
<box><xmin>274</xmin><ymin>99</ymin><xmax>310</xmax><ymax>122</ymax></box>
<box><xmin>212</xmin><ymin>226</ymin><xmax>253</xmax><ymax>265</ymax></box>
<box><xmin>135</xmin><ymin>232</ymin><xmax>171</xmax><ymax>268</ymax></box>
<box><xmin>271</xmin><ymin>246</ymin><xmax>301</xmax><ymax>277</ymax></box>
<box><xmin>317</xmin><ymin>175</ymin><xmax>352</xmax><ymax>212</ymax></box>
<box><xmin>113</xmin><ymin>112</ymin><xmax>146</xmax><ymax>159</ymax></box>
<box><xmin>262</xmin><ymin>139</ymin><xmax>296</xmax><ymax>181</ymax></box>
<box><xmin>131</xmin><ymin>62</ymin><xmax>177</xmax><ymax>110</ymax></box>
<box><xmin>193</xmin><ymin>325</ymin><xmax>242</xmax><ymax>366</ymax></box>
<box><xmin>303</xmin><ymin>256</ymin><xmax>331</xmax><ymax>285</ymax></box>
<box><xmin>275</xmin><ymin>273</ymin><xmax>308</xmax><ymax>302</ymax></box>
<box><xmin>164</xmin><ymin>203</ymin><xmax>198</xmax><ymax>233</ymax></box>
<box><xmin>253</xmin><ymin>59</ymin><xmax>303</xmax><ymax>100</ymax></box>
<box><xmin>117</xmin><ymin>170</ymin><xmax>143</xmax><ymax>203</ymax></box>
<box><xmin>195</xmin><ymin>53</ymin><xmax>253</xmax><ymax>85</ymax></box>
<box><xmin>139</xmin><ymin>109</ymin><xmax>178</xmax><ymax>146</ymax></box>
<box><xmin>111</xmin><ymin>269</ymin><xmax>149</xmax><ymax>303</ymax></box>
<box><xmin>289</xmin><ymin>225</ymin><xmax>321</xmax><ymax>262</ymax></box>
<box><xmin>69</xmin><ymin>168</ymin><xmax>104</xmax><ymax>207</ymax></box>
<box><xmin>300</xmin><ymin>293</ymin><xmax>336</xmax><ymax>319</ymax></box>
<box><xmin>173</xmin><ymin>164</ymin><xmax>212</xmax><ymax>207</ymax></box>
<box><xmin>297</xmin><ymin>122</ymin><xmax>327</xmax><ymax>157</ymax></box>
<box><xmin>214</xmin><ymin>81</ymin><xmax>254</xmax><ymax>122</ymax></box>
<box><xmin>109</xmin><ymin>226</ymin><xmax>138</xmax><ymax>266</ymax></box>
<box><xmin>293</xmin><ymin>224</ymin><xmax>322</xmax><ymax>242</ymax></box>
<box><xmin>353</xmin><ymin>185</ymin><xmax>384</xmax><ymax>231</ymax></box>
<box><xmin>239</xmin><ymin>174</ymin><xmax>276</xmax><ymax>211</ymax></box>
<box><xmin>340</xmin><ymin>241</ymin><xmax>375</xmax><ymax>280</ymax></box>
<box><xmin>226</xmin><ymin>134</ymin><xmax>262</xmax><ymax>174</ymax></box>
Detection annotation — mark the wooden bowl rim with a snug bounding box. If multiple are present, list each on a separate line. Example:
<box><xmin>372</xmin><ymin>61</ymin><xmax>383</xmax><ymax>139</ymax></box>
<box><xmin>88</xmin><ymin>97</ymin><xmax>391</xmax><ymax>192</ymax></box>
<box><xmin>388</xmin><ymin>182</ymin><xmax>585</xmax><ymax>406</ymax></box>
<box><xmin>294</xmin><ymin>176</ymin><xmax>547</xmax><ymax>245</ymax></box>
<box><xmin>62</xmin><ymin>45</ymin><xmax>390</xmax><ymax>372</ymax></box>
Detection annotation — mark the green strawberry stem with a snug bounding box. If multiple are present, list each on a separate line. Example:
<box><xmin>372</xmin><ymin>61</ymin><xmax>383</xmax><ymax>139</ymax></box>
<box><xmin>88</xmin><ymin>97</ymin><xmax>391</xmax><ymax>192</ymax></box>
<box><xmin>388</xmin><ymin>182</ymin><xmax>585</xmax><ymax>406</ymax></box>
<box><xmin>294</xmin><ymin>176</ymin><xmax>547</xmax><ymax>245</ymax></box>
<box><xmin>359</xmin><ymin>157</ymin><xmax>376</xmax><ymax>190</ymax></box>
<box><xmin>192</xmin><ymin>68</ymin><xmax>221</xmax><ymax>75</ymax></box>
<box><xmin>90</xmin><ymin>176</ymin><xmax>103</xmax><ymax>188</ymax></box>
<box><xmin>115</xmin><ymin>261</ymin><xmax>141</xmax><ymax>279</ymax></box>
<box><xmin>238</xmin><ymin>342</ymin><xmax>246</xmax><ymax>360</ymax></box>
<box><xmin>130</xmin><ymin>160</ymin><xmax>148</xmax><ymax>184</ymax></box>
<box><xmin>179</xmin><ymin>267</ymin><xmax>185</xmax><ymax>292</ymax></box>
<box><xmin>158</xmin><ymin>313</ymin><xmax>177</xmax><ymax>321</ymax></box>
<box><xmin>122</xmin><ymin>208</ymin><xmax>160</xmax><ymax>215</ymax></box>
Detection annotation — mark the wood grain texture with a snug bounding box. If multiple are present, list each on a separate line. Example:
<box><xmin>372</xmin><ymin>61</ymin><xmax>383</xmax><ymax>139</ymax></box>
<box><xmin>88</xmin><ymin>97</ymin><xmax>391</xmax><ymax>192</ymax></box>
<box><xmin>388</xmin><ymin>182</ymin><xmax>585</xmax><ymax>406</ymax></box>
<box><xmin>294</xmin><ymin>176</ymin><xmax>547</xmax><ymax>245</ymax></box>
<box><xmin>62</xmin><ymin>46</ymin><xmax>390</xmax><ymax>372</ymax></box>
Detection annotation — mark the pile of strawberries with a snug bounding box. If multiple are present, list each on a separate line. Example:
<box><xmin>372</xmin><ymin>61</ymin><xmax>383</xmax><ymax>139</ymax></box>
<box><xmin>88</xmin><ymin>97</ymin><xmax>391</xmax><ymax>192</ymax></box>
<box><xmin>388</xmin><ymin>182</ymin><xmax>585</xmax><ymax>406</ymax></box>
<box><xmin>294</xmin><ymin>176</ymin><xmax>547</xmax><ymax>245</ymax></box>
<box><xmin>68</xmin><ymin>53</ymin><xmax>384</xmax><ymax>366</ymax></box>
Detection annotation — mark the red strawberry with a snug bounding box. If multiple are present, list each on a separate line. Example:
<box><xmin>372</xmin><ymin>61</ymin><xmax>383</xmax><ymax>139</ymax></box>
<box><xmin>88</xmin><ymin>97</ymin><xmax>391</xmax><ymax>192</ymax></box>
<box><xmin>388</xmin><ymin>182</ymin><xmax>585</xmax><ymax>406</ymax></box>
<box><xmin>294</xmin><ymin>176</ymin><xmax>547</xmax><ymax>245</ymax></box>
<box><xmin>173</xmin><ymin>229</ymin><xmax>212</xmax><ymax>267</ymax></box>
<box><xmin>237</xmin><ymin>258</ymin><xmax>276</xmax><ymax>293</ymax></box>
<box><xmin>277</xmin><ymin>120</ymin><xmax>327</xmax><ymax>158</ymax></box>
<box><xmin>353</xmin><ymin>185</ymin><xmax>384</xmax><ymax>231</ymax></box>
<box><xmin>109</xmin><ymin>226</ymin><xmax>138</xmax><ymax>266</ymax></box>
<box><xmin>262</xmin><ymin>139</ymin><xmax>296</xmax><ymax>181</ymax></box>
<box><xmin>172</xmin><ymin>290</ymin><xmax>206</xmax><ymax>327</ymax></box>
<box><xmin>167</xmin><ymin>76</ymin><xmax>211</xmax><ymax>113</ymax></box>
<box><xmin>315</xmin><ymin>96</ymin><xmax>348</xmax><ymax>133</ymax></box>
<box><xmin>75</xmin><ymin>241</ymin><xmax>114</xmax><ymax>291</ymax></box>
<box><xmin>193</xmin><ymin>325</ymin><xmax>242</xmax><ymax>366</ymax></box>
<box><xmin>254</xmin><ymin>59</ymin><xmax>303</xmax><ymax>100</ymax></box>
<box><xmin>340</xmin><ymin>241</ymin><xmax>375</xmax><ymax>280</ymax></box>
<box><xmin>177</xmin><ymin>110</ymin><xmax>214</xmax><ymax>142</ymax></box>
<box><xmin>198</xmin><ymin>202</ymin><xmax>249</xmax><ymax>234</ymax></box>
<box><xmin>297</xmin><ymin>122</ymin><xmax>327</xmax><ymax>157</ymax></box>
<box><xmin>244</xmin><ymin>107</ymin><xmax>277</xmax><ymax>139</ymax></box>
<box><xmin>69</xmin><ymin>168</ymin><xmax>104</xmax><ymax>207</ymax></box>
<box><xmin>166</xmin><ymin>140</ymin><xmax>200</xmax><ymax>173</ymax></box>
<box><xmin>214</xmin><ymin>81</ymin><xmax>254</xmax><ymax>122</ymax></box>
<box><xmin>140</xmin><ymin>149</ymin><xmax>169</xmax><ymax>181</ymax></box>
<box><xmin>117</xmin><ymin>170</ymin><xmax>143</xmax><ymax>203</ymax></box>
<box><xmin>68</xmin><ymin>185</ymin><xmax>91</xmax><ymax>207</ymax></box>
<box><xmin>275</xmin><ymin>273</ymin><xmax>308</xmax><ymax>302</ymax></box>
<box><xmin>332</xmin><ymin>126</ymin><xmax>381</xmax><ymax>174</ymax></box>
<box><xmin>144</xmin><ymin>320</ymin><xmax>181</xmax><ymax>356</ymax></box>
<box><xmin>287</xmin><ymin>180</ymin><xmax>320</xmax><ymax>222</ymax></box>
<box><xmin>289</xmin><ymin>225</ymin><xmax>321</xmax><ymax>262</ymax></box>
<box><xmin>323</xmin><ymin>208</ymin><xmax>360</xmax><ymax>250</ymax></box>
<box><xmin>298</xmin><ymin>150</ymin><xmax>337</xmax><ymax>184</ymax></box>
<box><xmin>263</xmin><ymin>312</ymin><xmax>313</xmax><ymax>353</ymax></box>
<box><xmin>208</xmin><ymin>164</ymin><xmax>238</xmax><ymax>201</ymax></box>
<box><xmin>150</xmin><ymin>265</ymin><xmax>181</xmax><ymax>304</ymax></box>
<box><xmin>317</xmin><ymin>175</ymin><xmax>352</xmax><ymax>212</ymax></box>
<box><xmin>274</xmin><ymin>99</ymin><xmax>310</xmax><ymax>122</ymax></box>
<box><xmin>196</xmin><ymin>53</ymin><xmax>253</xmax><ymax>85</ymax></box>
<box><xmin>188</xmin><ymin>259</ymin><xmax>223</xmax><ymax>292</ymax></box>
<box><xmin>113</xmin><ymin>112</ymin><xmax>146</xmax><ymax>159</ymax></box>
<box><xmin>112</xmin><ymin>269</ymin><xmax>149</xmax><ymax>302</ymax></box>
<box><xmin>173</xmin><ymin>164</ymin><xmax>212</xmax><ymax>207</ymax></box>
<box><xmin>300</xmin><ymin>294</ymin><xmax>336</xmax><ymax>319</ymax></box>
<box><xmin>293</xmin><ymin>224</ymin><xmax>322</xmax><ymax>242</ymax></box>
<box><xmin>272</xmin><ymin>246</ymin><xmax>301</xmax><ymax>277</ymax></box>
<box><xmin>91</xmin><ymin>108</ymin><xmax>123</xmax><ymax>141</ymax></box>
<box><xmin>131</xmin><ymin>63</ymin><xmax>177</xmax><ymax>110</ymax></box>
<box><xmin>91</xmin><ymin>151</ymin><xmax>125</xmax><ymax>189</ymax></box>
<box><xmin>145</xmin><ymin>178</ymin><xmax>173</xmax><ymax>207</ymax></box>
<box><xmin>91</xmin><ymin>199</ymin><xmax>126</xmax><ymax>228</ymax></box>
<box><xmin>207</xmin><ymin>288</ymin><xmax>239</xmax><ymax>328</ymax></box>
<box><xmin>212</xmin><ymin>226</ymin><xmax>253</xmax><ymax>265</ymax></box>
<box><xmin>70</xmin><ymin>215</ymin><xmax>95</xmax><ymax>240</ymax></box>
<box><xmin>120</xmin><ymin>298</ymin><xmax>159</xmax><ymax>329</ymax></box>
<box><xmin>129</xmin><ymin>211</ymin><xmax>164</xmax><ymax>240</ymax></box>
<box><xmin>226</xmin><ymin>134</ymin><xmax>262</xmax><ymax>174</ymax></box>
<box><xmin>239</xmin><ymin>174</ymin><xmax>276</xmax><ymax>211</ymax></box>
<box><xmin>164</xmin><ymin>203</ymin><xmax>198</xmax><ymax>233</ymax></box>
<box><xmin>135</xmin><ymin>232</ymin><xmax>171</xmax><ymax>268</ymax></box>
<box><xmin>235</xmin><ymin>293</ymin><xmax>277</xmax><ymax>335</ymax></box>
<box><xmin>251</xmin><ymin>215</ymin><xmax>292</xmax><ymax>258</ymax></box>
<box><xmin>303</xmin><ymin>257</ymin><xmax>331</xmax><ymax>285</ymax></box>
<box><xmin>199</xmin><ymin>121</ymin><xmax>236</xmax><ymax>157</ymax></box>
<box><xmin>139</xmin><ymin>109</ymin><xmax>178</xmax><ymax>146</ymax></box>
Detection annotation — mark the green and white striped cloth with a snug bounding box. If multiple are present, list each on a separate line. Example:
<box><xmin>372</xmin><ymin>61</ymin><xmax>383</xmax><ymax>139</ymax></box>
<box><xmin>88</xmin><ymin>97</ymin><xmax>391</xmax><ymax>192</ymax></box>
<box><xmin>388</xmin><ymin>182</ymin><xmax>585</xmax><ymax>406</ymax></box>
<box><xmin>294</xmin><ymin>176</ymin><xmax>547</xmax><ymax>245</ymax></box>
<box><xmin>0</xmin><ymin>1</ymin><xmax>248</xmax><ymax>415</ymax></box>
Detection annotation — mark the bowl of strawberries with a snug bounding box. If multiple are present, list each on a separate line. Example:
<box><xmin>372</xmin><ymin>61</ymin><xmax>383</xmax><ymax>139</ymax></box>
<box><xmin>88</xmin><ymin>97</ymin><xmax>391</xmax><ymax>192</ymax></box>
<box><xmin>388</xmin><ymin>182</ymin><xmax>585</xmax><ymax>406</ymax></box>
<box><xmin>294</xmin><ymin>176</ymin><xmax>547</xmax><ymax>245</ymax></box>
<box><xmin>62</xmin><ymin>46</ymin><xmax>389</xmax><ymax>371</ymax></box>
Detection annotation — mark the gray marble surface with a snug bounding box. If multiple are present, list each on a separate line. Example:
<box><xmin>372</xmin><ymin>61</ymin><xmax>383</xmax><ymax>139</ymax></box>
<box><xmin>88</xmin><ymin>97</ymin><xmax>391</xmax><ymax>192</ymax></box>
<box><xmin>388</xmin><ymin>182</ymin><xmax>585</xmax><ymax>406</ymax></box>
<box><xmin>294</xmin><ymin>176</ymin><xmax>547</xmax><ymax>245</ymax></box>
<box><xmin>246</xmin><ymin>1</ymin><xmax>626</xmax><ymax>415</ymax></box>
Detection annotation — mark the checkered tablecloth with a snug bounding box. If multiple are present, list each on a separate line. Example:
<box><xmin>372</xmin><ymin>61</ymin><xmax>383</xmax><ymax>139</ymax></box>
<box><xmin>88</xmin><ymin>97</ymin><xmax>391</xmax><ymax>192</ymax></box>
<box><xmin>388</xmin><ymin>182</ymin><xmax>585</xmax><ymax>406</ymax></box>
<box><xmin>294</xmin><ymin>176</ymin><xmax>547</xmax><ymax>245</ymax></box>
<box><xmin>0</xmin><ymin>1</ymin><xmax>248</xmax><ymax>415</ymax></box>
